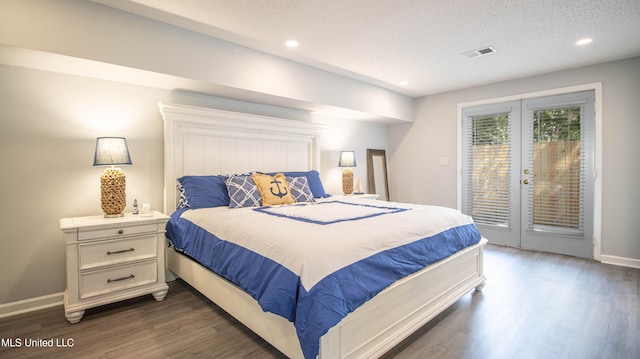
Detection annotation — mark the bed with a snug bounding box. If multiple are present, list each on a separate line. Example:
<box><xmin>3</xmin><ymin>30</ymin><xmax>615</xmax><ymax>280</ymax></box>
<box><xmin>160</xmin><ymin>103</ymin><xmax>487</xmax><ymax>359</ymax></box>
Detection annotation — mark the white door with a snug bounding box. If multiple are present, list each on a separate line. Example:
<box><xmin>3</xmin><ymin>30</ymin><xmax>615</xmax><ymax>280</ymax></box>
<box><xmin>462</xmin><ymin>91</ymin><xmax>595</xmax><ymax>258</ymax></box>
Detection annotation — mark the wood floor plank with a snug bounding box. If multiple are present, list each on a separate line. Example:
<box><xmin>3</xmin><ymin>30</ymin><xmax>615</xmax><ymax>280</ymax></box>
<box><xmin>1</xmin><ymin>244</ymin><xmax>638</xmax><ymax>358</ymax></box>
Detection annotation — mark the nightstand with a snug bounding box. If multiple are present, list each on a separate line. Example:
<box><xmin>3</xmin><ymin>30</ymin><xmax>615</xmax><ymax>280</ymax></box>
<box><xmin>333</xmin><ymin>194</ymin><xmax>380</xmax><ymax>200</ymax></box>
<box><xmin>59</xmin><ymin>211</ymin><xmax>170</xmax><ymax>323</ymax></box>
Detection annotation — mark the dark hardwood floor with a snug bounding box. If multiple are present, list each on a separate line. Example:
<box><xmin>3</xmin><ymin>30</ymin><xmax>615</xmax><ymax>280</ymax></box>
<box><xmin>1</xmin><ymin>244</ymin><xmax>638</xmax><ymax>358</ymax></box>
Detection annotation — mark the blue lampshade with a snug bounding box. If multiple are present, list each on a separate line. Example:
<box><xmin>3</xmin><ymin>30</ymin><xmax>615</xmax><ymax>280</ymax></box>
<box><xmin>339</xmin><ymin>151</ymin><xmax>356</xmax><ymax>167</ymax></box>
<box><xmin>93</xmin><ymin>137</ymin><xmax>132</xmax><ymax>166</ymax></box>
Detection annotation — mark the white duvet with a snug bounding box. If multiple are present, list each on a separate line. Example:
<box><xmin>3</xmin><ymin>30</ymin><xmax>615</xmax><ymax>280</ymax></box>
<box><xmin>180</xmin><ymin>197</ymin><xmax>475</xmax><ymax>291</ymax></box>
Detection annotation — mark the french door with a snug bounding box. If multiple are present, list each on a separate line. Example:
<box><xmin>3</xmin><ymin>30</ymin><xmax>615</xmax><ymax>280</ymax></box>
<box><xmin>462</xmin><ymin>91</ymin><xmax>595</xmax><ymax>258</ymax></box>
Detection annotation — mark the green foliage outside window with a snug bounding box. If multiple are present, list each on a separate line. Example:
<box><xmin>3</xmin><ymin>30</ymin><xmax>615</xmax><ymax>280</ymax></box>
<box><xmin>533</xmin><ymin>107</ymin><xmax>581</xmax><ymax>142</ymax></box>
<box><xmin>471</xmin><ymin>107</ymin><xmax>580</xmax><ymax>145</ymax></box>
<box><xmin>472</xmin><ymin>113</ymin><xmax>509</xmax><ymax>145</ymax></box>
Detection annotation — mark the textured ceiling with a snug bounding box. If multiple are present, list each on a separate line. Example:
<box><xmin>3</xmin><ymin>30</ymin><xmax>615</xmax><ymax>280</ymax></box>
<box><xmin>96</xmin><ymin>0</ymin><xmax>640</xmax><ymax>97</ymax></box>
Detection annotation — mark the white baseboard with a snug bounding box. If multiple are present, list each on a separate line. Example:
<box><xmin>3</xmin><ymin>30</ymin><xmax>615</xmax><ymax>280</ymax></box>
<box><xmin>0</xmin><ymin>292</ymin><xmax>64</xmax><ymax>319</ymax></box>
<box><xmin>600</xmin><ymin>254</ymin><xmax>640</xmax><ymax>269</ymax></box>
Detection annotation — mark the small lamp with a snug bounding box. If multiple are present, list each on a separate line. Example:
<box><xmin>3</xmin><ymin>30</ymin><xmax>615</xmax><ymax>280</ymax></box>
<box><xmin>93</xmin><ymin>137</ymin><xmax>132</xmax><ymax>217</ymax></box>
<box><xmin>339</xmin><ymin>151</ymin><xmax>356</xmax><ymax>195</ymax></box>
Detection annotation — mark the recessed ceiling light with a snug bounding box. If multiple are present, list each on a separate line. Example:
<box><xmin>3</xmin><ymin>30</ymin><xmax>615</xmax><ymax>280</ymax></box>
<box><xmin>399</xmin><ymin>80</ymin><xmax>409</xmax><ymax>86</ymax></box>
<box><xmin>285</xmin><ymin>40</ymin><xmax>299</xmax><ymax>48</ymax></box>
<box><xmin>576</xmin><ymin>38</ymin><xmax>592</xmax><ymax>46</ymax></box>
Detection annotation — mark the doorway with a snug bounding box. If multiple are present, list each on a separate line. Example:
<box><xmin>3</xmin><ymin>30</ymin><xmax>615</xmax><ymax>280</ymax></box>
<box><xmin>461</xmin><ymin>91</ymin><xmax>595</xmax><ymax>258</ymax></box>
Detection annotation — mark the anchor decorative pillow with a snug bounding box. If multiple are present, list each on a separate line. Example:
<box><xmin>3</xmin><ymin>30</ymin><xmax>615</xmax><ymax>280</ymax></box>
<box><xmin>251</xmin><ymin>172</ymin><xmax>295</xmax><ymax>206</ymax></box>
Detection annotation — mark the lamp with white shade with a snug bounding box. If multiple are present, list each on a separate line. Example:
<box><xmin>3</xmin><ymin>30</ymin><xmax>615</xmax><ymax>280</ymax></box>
<box><xmin>93</xmin><ymin>137</ymin><xmax>132</xmax><ymax>217</ymax></box>
<box><xmin>339</xmin><ymin>151</ymin><xmax>356</xmax><ymax>195</ymax></box>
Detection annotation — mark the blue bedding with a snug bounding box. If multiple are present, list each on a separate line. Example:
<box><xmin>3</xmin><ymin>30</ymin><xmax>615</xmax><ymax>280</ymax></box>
<box><xmin>166</xmin><ymin>200</ymin><xmax>481</xmax><ymax>358</ymax></box>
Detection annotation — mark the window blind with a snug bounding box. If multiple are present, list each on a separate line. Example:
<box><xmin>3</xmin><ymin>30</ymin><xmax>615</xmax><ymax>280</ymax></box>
<box><xmin>525</xmin><ymin>105</ymin><xmax>585</xmax><ymax>235</ymax></box>
<box><xmin>464</xmin><ymin>112</ymin><xmax>512</xmax><ymax>227</ymax></box>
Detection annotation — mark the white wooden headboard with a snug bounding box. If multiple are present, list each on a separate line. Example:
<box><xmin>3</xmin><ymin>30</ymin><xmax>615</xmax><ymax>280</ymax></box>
<box><xmin>159</xmin><ymin>103</ymin><xmax>325</xmax><ymax>214</ymax></box>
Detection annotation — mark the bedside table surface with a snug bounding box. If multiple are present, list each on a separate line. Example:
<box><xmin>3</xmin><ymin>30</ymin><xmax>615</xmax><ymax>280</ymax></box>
<box><xmin>332</xmin><ymin>194</ymin><xmax>380</xmax><ymax>200</ymax></box>
<box><xmin>60</xmin><ymin>211</ymin><xmax>169</xmax><ymax>230</ymax></box>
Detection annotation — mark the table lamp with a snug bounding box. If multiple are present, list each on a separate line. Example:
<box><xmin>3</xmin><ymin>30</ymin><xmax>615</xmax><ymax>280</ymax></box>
<box><xmin>93</xmin><ymin>137</ymin><xmax>132</xmax><ymax>217</ymax></box>
<box><xmin>339</xmin><ymin>151</ymin><xmax>356</xmax><ymax>195</ymax></box>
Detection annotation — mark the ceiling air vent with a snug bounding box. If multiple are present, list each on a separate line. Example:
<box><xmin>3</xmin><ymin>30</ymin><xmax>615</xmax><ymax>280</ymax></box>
<box><xmin>464</xmin><ymin>46</ymin><xmax>497</xmax><ymax>58</ymax></box>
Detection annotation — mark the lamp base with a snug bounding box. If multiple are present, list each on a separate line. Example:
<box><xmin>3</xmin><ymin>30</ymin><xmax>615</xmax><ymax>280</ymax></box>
<box><xmin>342</xmin><ymin>168</ymin><xmax>354</xmax><ymax>195</ymax></box>
<box><xmin>100</xmin><ymin>168</ymin><xmax>126</xmax><ymax>217</ymax></box>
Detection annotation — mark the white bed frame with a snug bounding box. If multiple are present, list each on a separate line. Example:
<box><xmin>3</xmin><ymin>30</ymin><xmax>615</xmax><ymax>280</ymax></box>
<box><xmin>160</xmin><ymin>103</ymin><xmax>487</xmax><ymax>359</ymax></box>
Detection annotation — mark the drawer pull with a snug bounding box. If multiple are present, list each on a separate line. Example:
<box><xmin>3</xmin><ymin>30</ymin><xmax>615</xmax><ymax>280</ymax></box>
<box><xmin>106</xmin><ymin>248</ymin><xmax>135</xmax><ymax>255</ymax></box>
<box><xmin>107</xmin><ymin>274</ymin><xmax>135</xmax><ymax>283</ymax></box>
<box><xmin>117</xmin><ymin>229</ymin><xmax>124</xmax><ymax>235</ymax></box>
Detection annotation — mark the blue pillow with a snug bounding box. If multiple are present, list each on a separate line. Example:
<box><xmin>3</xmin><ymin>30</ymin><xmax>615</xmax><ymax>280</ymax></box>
<box><xmin>270</xmin><ymin>170</ymin><xmax>329</xmax><ymax>198</ymax></box>
<box><xmin>286</xmin><ymin>176</ymin><xmax>315</xmax><ymax>203</ymax></box>
<box><xmin>225</xmin><ymin>175</ymin><xmax>262</xmax><ymax>208</ymax></box>
<box><xmin>176</xmin><ymin>175</ymin><xmax>230</xmax><ymax>209</ymax></box>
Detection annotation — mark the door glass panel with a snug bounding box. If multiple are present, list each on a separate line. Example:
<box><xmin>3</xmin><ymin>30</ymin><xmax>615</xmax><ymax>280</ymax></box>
<box><xmin>468</xmin><ymin>112</ymin><xmax>511</xmax><ymax>227</ymax></box>
<box><xmin>529</xmin><ymin>106</ymin><xmax>584</xmax><ymax>235</ymax></box>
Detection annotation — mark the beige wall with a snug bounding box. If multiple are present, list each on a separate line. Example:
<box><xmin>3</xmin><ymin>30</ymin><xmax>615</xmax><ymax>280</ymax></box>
<box><xmin>389</xmin><ymin>56</ymin><xmax>640</xmax><ymax>260</ymax></box>
<box><xmin>0</xmin><ymin>66</ymin><xmax>166</xmax><ymax>303</ymax></box>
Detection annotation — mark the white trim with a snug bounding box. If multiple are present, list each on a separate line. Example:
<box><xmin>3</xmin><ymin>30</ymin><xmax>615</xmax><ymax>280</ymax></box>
<box><xmin>600</xmin><ymin>255</ymin><xmax>640</xmax><ymax>269</ymax></box>
<box><xmin>457</xmin><ymin>82</ymin><xmax>603</xmax><ymax>260</ymax></box>
<box><xmin>0</xmin><ymin>292</ymin><xmax>63</xmax><ymax>319</ymax></box>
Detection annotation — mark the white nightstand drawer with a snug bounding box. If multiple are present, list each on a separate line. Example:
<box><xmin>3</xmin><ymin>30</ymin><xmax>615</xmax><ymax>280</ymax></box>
<box><xmin>79</xmin><ymin>261</ymin><xmax>157</xmax><ymax>299</ymax></box>
<box><xmin>78</xmin><ymin>223</ymin><xmax>158</xmax><ymax>241</ymax></box>
<box><xmin>79</xmin><ymin>235</ymin><xmax>157</xmax><ymax>270</ymax></box>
